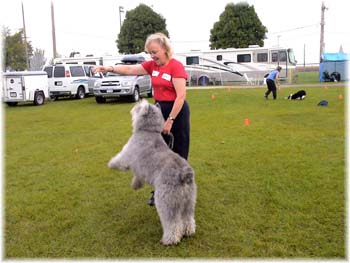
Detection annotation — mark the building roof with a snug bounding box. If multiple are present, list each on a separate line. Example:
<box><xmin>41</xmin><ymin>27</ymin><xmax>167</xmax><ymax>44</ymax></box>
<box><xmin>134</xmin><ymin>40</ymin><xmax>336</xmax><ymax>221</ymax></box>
<box><xmin>322</xmin><ymin>53</ymin><xmax>350</xmax><ymax>61</ymax></box>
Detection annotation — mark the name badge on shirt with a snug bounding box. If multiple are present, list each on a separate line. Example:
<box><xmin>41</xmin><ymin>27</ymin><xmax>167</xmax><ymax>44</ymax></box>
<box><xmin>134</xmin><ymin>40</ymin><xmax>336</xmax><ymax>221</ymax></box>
<box><xmin>162</xmin><ymin>73</ymin><xmax>171</xmax><ymax>81</ymax></box>
<box><xmin>152</xmin><ymin>70</ymin><xmax>160</xmax><ymax>77</ymax></box>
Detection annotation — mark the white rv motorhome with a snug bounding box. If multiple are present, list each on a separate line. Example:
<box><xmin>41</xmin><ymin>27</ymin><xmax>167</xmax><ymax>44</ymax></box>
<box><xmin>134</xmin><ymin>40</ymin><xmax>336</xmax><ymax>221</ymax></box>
<box><xmin>175</xmin><ymin>46</ymin><xmax>297</xmax><ymax>85</ymax></box>
<box><xmin>2</xmin><ymin>71</ymin><xmax>49</xmax><ymax>106</ymax></box>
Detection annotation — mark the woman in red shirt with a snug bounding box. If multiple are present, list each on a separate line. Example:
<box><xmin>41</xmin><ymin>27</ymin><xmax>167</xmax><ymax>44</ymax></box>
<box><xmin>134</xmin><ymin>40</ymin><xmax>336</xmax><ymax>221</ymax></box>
<box><xmin>93</xmin><ymin>32</ymin><xmax>190</xmax><ymax>205</ymax></box>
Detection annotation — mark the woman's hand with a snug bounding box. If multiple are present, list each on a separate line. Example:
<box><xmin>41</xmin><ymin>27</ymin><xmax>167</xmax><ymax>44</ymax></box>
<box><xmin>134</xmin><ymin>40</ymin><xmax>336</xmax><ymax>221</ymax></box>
<box><xmin>162</xmin><ymin>77</ymin><xmax>185</xmax><ymax>135</ymax></box>
<box><xmin>162</xmin><ymin>119</ymin><xmax>173</xmax><ymax>135</ymax></box>
<box><xmin>92</xmin><ymin>66</ymin><xmax>109</xmax><ymax>73</ymax></box>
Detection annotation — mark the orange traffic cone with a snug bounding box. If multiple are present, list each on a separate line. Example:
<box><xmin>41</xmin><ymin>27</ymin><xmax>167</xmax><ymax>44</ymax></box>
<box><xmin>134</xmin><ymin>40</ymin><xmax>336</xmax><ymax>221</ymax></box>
<box><xmin>244</xmin><ymin>118</ymin><xmax>250</xmax><ymax>126</ymax></box>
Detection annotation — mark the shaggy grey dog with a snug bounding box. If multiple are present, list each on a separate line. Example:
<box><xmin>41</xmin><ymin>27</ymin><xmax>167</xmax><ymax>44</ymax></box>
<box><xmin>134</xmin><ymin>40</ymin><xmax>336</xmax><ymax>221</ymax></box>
<box><xmin>108</xmin><ymin>99</ymin><xmax>196</xmax><ymax>245</ymax></box>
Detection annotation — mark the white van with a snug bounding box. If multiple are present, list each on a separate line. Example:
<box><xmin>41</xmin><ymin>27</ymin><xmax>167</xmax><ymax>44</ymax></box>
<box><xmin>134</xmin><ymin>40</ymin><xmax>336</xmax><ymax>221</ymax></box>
<box><xmin>2</xmin><ymin>71</ymin><xmax>49</xmax><ymax>106</ymax></box>
<box><xmin>43</xmin><ymin>64</ymin><xmax>91</xmax><ymax>100</ymax></box>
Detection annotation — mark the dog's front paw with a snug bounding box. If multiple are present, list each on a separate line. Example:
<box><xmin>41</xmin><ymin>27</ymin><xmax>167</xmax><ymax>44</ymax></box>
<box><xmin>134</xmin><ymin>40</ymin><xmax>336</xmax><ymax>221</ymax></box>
<box><xmin>108</xmin><ymin>156</ymin><xmax>129</xmax><ymax>170</ymax></box>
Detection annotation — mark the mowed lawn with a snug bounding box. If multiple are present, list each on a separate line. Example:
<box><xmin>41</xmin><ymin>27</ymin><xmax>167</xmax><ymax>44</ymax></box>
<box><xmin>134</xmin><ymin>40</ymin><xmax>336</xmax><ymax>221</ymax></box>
<box><xmin>4</xmin><ymin>85</ymin><xmax>345</xmax><ymax>259</ymax></box>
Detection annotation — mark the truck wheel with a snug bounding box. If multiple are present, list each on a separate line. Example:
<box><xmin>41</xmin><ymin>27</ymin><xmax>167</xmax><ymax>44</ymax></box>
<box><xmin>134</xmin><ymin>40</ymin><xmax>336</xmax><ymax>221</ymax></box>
<box><xmin>147</xmin><ymin>87</ymin><xmax>154</xmax><ymax>98</ymax></box>
<box><xmin>95</xmin><ymin>96</ymin><xmax>106</xmax><ymax>103</ymax></box>
<box><xmin>131</xmin><ymin>88</ymin><xmax>140</xmax><ymax>102</ymax></box>
<box><xmin>6</xmin><ymin>102</ymin><xmax>18</xmax><ymax>107</ymax></box>
<box><xmin>34</xmin><ymin>91</ymin><xmax>45</xmax><ymax>105</ymax></box>
<box><xmin>76</xmin><ymin>86</ymin><xmax>85</xmax><ymax>99</ymax></box>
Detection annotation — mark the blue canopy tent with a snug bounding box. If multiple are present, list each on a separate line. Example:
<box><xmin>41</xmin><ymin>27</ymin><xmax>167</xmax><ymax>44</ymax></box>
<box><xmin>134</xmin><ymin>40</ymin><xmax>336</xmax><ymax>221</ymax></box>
<box><xmin>319</xmin><ymin>53</ymin><xmax>349</xmax><ymax>82</ymax></box>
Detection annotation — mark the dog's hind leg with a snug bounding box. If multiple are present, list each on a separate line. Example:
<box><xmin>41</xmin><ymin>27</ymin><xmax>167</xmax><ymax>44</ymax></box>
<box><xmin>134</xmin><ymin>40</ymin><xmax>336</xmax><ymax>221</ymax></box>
<box><xmin>181</xmin><ymin>196</ymin><xmax>196</xmax><ymax>237</ymax></box>
<box><xmin>182</xmin><ymin>214</ymin><xmax>195</xmax><ymax>237</ymax></box>
<box><xmin>158</xmin><ymin>214</ymin><xmax>183</xmax><ymax>245</ymax></box>
<box><xmin>155</xmin><ymin>191</ymin><xmax>183</xmax><ymax>245</ymax></box>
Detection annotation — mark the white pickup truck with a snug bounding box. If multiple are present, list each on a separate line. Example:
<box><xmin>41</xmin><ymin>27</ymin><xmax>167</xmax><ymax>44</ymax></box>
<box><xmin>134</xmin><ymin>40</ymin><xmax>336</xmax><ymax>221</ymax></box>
<box><xmin>93</xmin><ymin>55</ymin><xmax>153</xmax><ymax>103</ymax></box>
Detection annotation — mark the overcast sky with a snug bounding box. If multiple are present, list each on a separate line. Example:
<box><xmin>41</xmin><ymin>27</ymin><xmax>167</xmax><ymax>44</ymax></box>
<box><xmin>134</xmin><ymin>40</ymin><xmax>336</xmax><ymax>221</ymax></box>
<box><xmin>1</xmin><ymin>0</ymin><xmax>349</xmax><ymax>64</ymax></box>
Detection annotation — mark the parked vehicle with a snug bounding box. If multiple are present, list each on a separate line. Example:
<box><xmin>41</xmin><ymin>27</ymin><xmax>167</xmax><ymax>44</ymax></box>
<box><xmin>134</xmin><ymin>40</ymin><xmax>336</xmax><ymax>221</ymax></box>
<box><xmin>93</xmin><ymin>55</ymin><xmax>153</xmax><ymax>103</ymax></box>
<box><xmin>43</xmin><ymin>64</ymin><xmax>92</xmax><ymax>100</ymax></box>
<box><xmin>57</xmin><ymin>47</ymin><xmax>297</xmax><ymax>85</ymax></box>
<box><xmin>2</xmin><ymin>71</ymin><xmax>49</xmax><ymax>106</ymax></box>
<box><xmin>175</xmin><ymin>45</ymin><xmax>297</xmax><ymax>85</ymax></box>
<box><xmin>88</xmin><ymin>71</ymin><xmax>104</xmax><ymax>94</ymax></box>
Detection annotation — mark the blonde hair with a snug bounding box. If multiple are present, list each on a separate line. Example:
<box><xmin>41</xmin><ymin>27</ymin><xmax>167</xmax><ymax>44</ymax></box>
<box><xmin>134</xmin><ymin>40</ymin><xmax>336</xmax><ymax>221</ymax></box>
<box><xmin>144</xmin><ymin>32</ymin><xmax>173</xmax><ymax>58</ymax></box>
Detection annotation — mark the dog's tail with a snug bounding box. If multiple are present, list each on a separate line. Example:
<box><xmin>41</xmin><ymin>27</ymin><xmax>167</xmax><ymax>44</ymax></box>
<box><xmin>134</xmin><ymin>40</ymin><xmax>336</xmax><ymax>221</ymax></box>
<box><xmin>180</xmin><ymin>166</ymin><xmax>194</xmax><ymax>184</ymax></box>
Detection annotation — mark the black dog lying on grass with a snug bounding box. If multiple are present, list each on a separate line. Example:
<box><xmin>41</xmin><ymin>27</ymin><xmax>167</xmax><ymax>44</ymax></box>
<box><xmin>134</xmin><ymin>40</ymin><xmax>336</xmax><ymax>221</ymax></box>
<box><xmin>287</xmin><ymin>90</ymin><xmax>306</xmax><ymax>100</ymax></box>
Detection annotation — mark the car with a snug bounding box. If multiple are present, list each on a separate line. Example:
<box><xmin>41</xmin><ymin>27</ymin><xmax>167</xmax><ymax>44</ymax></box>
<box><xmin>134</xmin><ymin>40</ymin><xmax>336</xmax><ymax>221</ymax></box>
<box><xmin>87</xmin><ymin>71</ymin><xmax>104</xmax><ymax>94</ymax></box>
<box><xmin>93</xmin><ymin>55</ymin><xmax>153</xmax><ymax>103</ymax></box>
<box><xmin>43</xmin><ymin>64</ymin><xmax>92</xmax><ymax>100</ymax></box>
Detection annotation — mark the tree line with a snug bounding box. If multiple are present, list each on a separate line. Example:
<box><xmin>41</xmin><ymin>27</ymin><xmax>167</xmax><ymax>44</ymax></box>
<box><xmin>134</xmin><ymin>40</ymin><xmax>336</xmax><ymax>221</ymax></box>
<box><xmin>3</xmin><ymin>27</ymin><xmax>47</xmax><ymax>71</ymax></box>
<box><xmin>4</xmin><ymin>2</ymin><xmax>267</xmax><ymax>71</ymax></box>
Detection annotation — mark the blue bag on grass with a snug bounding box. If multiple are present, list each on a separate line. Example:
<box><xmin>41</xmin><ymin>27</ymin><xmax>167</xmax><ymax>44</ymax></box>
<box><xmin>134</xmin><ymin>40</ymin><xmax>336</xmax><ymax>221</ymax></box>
<box><xmin>318</xmin><ymin>100</ymin><xmax>328</xmax><ymax>106</ymax></box>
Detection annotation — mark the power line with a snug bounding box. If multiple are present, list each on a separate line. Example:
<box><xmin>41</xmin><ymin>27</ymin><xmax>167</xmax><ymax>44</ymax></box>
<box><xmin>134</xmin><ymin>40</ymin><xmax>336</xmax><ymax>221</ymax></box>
<box><xmin>268</xmin><ymin>24</ymin><xmax>319</xmax><ymax>35</ymax></box>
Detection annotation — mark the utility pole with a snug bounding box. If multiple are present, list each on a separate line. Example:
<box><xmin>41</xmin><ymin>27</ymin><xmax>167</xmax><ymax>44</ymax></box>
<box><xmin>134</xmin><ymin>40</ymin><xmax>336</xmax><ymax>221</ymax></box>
<box><xmin>51</xmin><ymin>1</ymin><xmax>57</xmax><ymax>59</ymax></box>
<box><xmin>303</xmin><ymin>43</ymin><xmax>306</xmax><ymax>70</ymax></box>
<box><xmin>319</xmin><ymin>1</ymin><xmax>327</xmax><ymax>62</ymax></box>
<box><xmin>119</xmin><ymin>6</ymin><xmax>124</xmax><ymax>31</ymax></box>
<box><xmin>21</xmin><ymin>2</ymin><xmax>29</xmax><ymax>69</ymax></box>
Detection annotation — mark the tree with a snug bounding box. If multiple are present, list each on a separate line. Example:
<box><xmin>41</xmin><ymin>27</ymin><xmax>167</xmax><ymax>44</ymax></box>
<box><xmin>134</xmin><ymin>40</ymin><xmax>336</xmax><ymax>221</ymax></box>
<box><xmin>4</xmin><ymin>27</ymin><xmax>33</xmax><ymax>71</ymax></box>
<box><xmin>30</xmin><ymin>48</ymin><xmax>46</xmax><ymax>71</ymax></box>
<box><xmin>209</xmin><ymin>2</ymin><xmax>267</xmax><ymax>49</ymax></box>
<box><xmin>117</xmin><ymin>4</ymin><xmax>169</xmax><ymax>54</ymax></box>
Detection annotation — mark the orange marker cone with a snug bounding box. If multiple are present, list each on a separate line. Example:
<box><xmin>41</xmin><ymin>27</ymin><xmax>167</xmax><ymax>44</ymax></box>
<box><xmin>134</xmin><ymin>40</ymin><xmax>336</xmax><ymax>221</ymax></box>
<box><xmin>244</xmin><ymin>118</ymin><xmax>250</xmax><ymax>126</ymax></box>
<box><xmin>211</xmin><ymin>94</ymin><xmax>216</xmax><ymax>100</ymax></box>
<box><xmin>338</xmin><ymin>94</ymin><xmax>343</xmax><ymax>100</ymax></box>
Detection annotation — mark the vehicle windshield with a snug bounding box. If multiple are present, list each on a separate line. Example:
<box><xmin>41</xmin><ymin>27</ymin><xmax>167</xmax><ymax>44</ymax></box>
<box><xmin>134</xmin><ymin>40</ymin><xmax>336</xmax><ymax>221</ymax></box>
<box><xmin>288</xmin><ymin>49</ymin><xmax>297</xmax><ymax>65</ymax></box>
<box><xmin>106</xmin><ymin>72</ymin><xmax>121</xmax><ymax>77</ymax></box>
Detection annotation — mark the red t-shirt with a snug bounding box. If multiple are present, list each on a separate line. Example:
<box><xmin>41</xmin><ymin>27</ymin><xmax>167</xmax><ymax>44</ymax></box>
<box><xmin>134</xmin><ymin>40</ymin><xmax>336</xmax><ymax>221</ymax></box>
<box><xmin>142</xmin><ymin>58</ymin><xmax>187</xmax><ymax>101</ymax></box>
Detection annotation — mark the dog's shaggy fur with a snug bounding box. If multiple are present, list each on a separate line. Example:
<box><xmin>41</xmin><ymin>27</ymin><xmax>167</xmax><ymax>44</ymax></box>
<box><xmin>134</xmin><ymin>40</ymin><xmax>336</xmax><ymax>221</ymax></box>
<box><xmin>108</xmin><ymin>99</ymin><xmax>197</xmax><ymax>245</ymax></box>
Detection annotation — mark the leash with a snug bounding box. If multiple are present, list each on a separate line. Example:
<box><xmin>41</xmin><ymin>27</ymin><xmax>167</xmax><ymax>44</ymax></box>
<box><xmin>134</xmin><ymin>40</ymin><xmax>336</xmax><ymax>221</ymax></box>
<box><xmin>155</xmin><ymin>102</ymin><xmax>174</xmax><ymax>149</ymax></box>
<box><xmin>167</xmin><ymin>132</ymin><xmax>174</xmax><ymax>149</ymax></box>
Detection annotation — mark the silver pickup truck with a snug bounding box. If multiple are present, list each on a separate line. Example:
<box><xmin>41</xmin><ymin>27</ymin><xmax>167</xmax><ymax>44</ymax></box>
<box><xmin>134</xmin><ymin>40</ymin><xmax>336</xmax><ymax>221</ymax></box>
<box><xmin>93</xmin><ymin>55</ymin><xmax>153</xmax><ymax>103</ymax></box>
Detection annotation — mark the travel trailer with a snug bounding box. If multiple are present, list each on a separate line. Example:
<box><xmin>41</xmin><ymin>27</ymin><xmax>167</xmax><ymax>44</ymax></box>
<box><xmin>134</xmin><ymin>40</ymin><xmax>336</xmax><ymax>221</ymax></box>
<box><xmin>2</xmin><ymin>71</ymin><xmax>49</xmax><ymax>106</ymax></box>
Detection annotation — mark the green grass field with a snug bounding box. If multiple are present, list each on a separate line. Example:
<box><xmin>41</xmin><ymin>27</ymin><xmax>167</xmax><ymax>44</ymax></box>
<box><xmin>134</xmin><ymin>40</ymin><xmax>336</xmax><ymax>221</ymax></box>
<box><xmin>4</xmin><ymin>85</ymin><xmax>345</xmax><ymax>259</ymax></box>
<box><xmin>295</xmin><ymin>71</ymin><xmax>320</xmax><ymax>84</ymax></box>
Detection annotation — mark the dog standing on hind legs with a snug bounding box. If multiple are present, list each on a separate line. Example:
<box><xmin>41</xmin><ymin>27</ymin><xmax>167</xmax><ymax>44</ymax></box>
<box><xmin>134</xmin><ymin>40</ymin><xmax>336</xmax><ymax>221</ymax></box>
<box><xmin>108</xmin><ymin>99</ymin><xmax>197</xmax><ymax>245</ymax></box>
